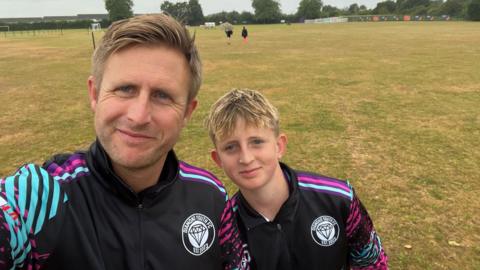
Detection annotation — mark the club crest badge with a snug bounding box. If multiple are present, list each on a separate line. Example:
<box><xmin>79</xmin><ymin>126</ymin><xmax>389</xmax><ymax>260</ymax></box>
<box><xmin>311</xmin><ymin>215</ymin><xmax>339</xmax><ymax>247</ymax></box>
<box><xmin>182</xmin><ymin>213</ymin><xmax>215</xmax><ymax>256</ymax></box>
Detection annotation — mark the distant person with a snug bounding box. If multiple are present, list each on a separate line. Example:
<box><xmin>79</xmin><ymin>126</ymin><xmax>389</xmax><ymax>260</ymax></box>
<box><xmin>0</xmin><ymin>14</ymin><xmax>247</xmax><ymax>270</ymax></box>
<box><xmin>223</xmin><ymin>22</ymin><xmax>234</xmax><ymax>45</ymax></box>
<box><xmin>241</xmin><ymin>26</ymin><xmax>248</xmax><ymax>43</ymax></box>
<box><xmin>205</xmin><ymin>88</ymin><xmax>389</xmax><ymax>270</ymax></box>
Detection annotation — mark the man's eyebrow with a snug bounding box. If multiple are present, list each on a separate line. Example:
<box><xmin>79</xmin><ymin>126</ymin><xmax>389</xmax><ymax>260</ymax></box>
<box><xmin>110</xmin><ymin>82</ymin><xmax>138</xmax><ymax>89</ymax></box>
<box><xmin>151</xmin><ymin>87</ymin><xmax>171</xmax><ymax>94</ymax></box>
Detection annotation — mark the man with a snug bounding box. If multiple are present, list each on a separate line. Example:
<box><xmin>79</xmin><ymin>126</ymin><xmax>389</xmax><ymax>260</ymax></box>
<box><xmin>0</xmin><ymin>14</ymin><xmax>246</xmax><ymax>270</ymax></box>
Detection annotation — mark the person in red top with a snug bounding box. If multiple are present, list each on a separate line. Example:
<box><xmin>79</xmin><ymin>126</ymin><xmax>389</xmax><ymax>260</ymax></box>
<box><xmin>241</xmin><ymin>26</ymin><xmax>248</xmax><ymax>43</ymax></box>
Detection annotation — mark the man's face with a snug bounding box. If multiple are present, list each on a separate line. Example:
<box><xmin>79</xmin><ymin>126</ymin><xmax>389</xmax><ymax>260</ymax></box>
<box><xmin>88</xmin><ymin>45</ymin><xmax>197</xmax><ymax>173</ymax></box>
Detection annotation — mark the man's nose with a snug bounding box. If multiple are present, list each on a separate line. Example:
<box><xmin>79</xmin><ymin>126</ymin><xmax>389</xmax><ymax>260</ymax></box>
<box><xmin>127</xmin><ymin>94</ymin><xmax>151</xmax><ymax>125</ymax></box>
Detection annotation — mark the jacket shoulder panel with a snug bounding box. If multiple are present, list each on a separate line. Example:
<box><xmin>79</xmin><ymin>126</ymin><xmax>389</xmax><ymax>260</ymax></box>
<box><xmin>178</xmin><ymin>162</ymin><xmax>227</xmax><ymax>198</ymax></box>
<box><xmin>43</xmin><ymin>153</ymin><xmax>90</xmax><ymax>183</ymax></box>
<box><xmin>296</xmin><ymin>171</ymin><xmax>353</xmax><ymax>201</ymax></box>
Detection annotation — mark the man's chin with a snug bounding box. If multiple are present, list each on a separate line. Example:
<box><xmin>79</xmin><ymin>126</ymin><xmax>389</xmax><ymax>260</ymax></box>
<box><xmin>109</xmin><ymin>152</ymin><xmax>156</xmax><ymax>169</ymax></box>
<box><xmin>113</xmin><ymin>159</ymin><xmax>156</xmax><ymax>171</ymax></box>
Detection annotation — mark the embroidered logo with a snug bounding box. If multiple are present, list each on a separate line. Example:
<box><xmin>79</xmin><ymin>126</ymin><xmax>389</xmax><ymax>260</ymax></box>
<box><xmin>311</xmin><ymin>215</ymin><xmax>339</xmax><ymax>246</ymax></box>
<box><xmin>182</xmin><ymin>213</ymin><xmax>215</xmax><ymax>256</ymax></box>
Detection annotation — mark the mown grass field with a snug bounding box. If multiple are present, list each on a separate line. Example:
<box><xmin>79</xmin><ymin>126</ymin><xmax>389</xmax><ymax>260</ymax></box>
<box><xmin>1</xmin><ymin>22</ymin><xmax>479</xmax><ymax>269</ymax></box>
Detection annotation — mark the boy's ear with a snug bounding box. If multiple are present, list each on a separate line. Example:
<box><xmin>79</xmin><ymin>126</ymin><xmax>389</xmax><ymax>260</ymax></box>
<box><xmin>277</xmin><ymin>133</ymin><xmax>288</xmax><ymax>159</ymax></box>
<box><xmin>210</xmin><ymin>149</ymin><xmax>223</xmax><ymax>168</ymax></box>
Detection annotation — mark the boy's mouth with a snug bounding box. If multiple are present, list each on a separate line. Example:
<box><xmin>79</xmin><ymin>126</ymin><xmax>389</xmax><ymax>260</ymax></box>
<box><xmin>239</xmin><ymin>167</ymin><xmax>260</xmax><ymax>178</ymax></box>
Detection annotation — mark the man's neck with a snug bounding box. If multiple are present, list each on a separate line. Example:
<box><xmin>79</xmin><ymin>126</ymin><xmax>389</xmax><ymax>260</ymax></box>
<box><xmin>112</xmin><ymin>158</ymin><xmax>166</xmax><ymax>193</ymax></box>
<box><xmin>241</xmin><ymin>166</ymin><xmax>289</xmax><ymax>221</ymax></box>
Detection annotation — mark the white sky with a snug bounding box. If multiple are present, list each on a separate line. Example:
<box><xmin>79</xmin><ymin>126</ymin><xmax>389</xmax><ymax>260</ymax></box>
<box><xmin>0</xmin><ymin>0</ymin><xmax>382</xmax><ymax>18</ymax></box>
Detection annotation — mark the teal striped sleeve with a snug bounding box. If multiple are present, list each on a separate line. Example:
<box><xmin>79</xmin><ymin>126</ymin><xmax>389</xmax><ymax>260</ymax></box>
<box><xmin>0</xmin><ymin>163</ymin><xmax>65</xmax><ymax>269</ymax></box>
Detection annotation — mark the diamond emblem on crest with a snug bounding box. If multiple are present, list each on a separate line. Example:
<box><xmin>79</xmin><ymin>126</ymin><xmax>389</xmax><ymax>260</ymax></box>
<box><xmin>188</xmin><ymin>222</ymin><xmax>208</xmax><ymax>247</ymax></box>
<box><xmin>317</xmin><ymin>222</ymin><xmax>334</xmax><ymax>240</ymax></box>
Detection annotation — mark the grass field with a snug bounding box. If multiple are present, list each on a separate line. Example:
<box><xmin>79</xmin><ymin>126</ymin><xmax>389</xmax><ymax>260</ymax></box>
<box><xmin>1</xmin><ymin>22</ymin><xmax>479</xmax><ymax>269</ymax></box>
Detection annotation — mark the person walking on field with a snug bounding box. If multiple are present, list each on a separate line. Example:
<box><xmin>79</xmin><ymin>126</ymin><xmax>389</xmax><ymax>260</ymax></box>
<box><xmin>241</xmin><ymin>26</ymin><xmax>248</xmax><ymax>43</ymax></box>
<box><xmin>222</xmin><ymin>22</ymin><xmax>234</xmax><ymax>45</ymax></box>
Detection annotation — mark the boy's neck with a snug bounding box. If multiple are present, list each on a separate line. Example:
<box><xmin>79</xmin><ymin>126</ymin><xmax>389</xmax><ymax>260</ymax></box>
<box><xmin>241</xmin><ymin>166</ymin><xmax>289</xmax><ymax>221</ymax></box>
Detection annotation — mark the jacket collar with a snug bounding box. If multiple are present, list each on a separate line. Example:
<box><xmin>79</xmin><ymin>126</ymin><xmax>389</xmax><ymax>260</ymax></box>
<box><xmin>86</xmin><ymin>140</ymin><xmax>179</xmax><ymax>206</ymax></box>
<box><xmin>236</xmin><ymin>162</ymin><xmax>300</xmax><ymax>230</ymax></box>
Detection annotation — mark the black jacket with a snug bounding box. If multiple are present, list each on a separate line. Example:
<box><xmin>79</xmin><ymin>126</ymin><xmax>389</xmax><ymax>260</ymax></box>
<box><xmin>0</xmin><ymin>141</ymin><xmax>246</xmax><ymax>270</ymax></box>
<box><xmin>233</xmin><ymin>163</ymin><xmax>387</xmax><ymax>270</ymax></box>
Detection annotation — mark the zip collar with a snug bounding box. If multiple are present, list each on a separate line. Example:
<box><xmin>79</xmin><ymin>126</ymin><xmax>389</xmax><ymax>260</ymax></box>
<box><xmin>236</xmin><ymin>162</ymin><xmax>300</xmax><ymax>230</ymax></box>
<box><xmin>86</xmin><ymin>140</ymin><xmax>179</xmax><ymax>207</ymax></box>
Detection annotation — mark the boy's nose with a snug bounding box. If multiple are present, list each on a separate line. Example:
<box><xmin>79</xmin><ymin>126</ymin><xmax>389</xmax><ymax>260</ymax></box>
<box><xmin>239</xmin><ymin>149</ymin><xmax>254</xmax><ymax>164</ymax></box>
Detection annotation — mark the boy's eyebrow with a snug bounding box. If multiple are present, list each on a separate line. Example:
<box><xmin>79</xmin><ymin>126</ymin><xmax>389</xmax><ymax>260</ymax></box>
<box><xmin>220</xmin><ymin>135</ymin><xmax>264</xmax><ymax>144</ymax></box>
<box><xmin>220</xmin><ymin>139</ymin><xmax>238</xmax><ymax>145</ymax></box>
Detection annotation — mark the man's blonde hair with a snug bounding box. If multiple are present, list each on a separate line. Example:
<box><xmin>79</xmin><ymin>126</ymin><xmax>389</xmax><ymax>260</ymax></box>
<box><xmin>92</xmin><ymin>13</ymin><xmax>202</xmax><ymax>101</ymax></box>
<box><xmin>205</xmin><ymin>89</ymin><xmax>280</xmax><ymax>144</ymax></box>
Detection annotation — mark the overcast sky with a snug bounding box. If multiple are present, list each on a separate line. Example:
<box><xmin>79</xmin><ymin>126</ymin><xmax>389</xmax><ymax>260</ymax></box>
<box><xmin>0</xmin><ymin>0</ymin><xmax>382</xmax><ymax>18</ymax></box>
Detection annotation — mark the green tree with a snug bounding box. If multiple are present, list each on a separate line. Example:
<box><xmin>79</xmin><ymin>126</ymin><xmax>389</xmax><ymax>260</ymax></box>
<box><xmin>239</xmin><ymin>11</ymin><xmax>255</xmax><ymax>23</ymax></box>
<box><xmin>297</xmin><ymin>0</ymin><xmax>323</xmax><ymax>19</ymax></box>
<box><xmin>373</xmin><ymin>0</ymin><xmax>397</xmax><ymax>14</ymax></box>
<box><xmin>161</xmin><ymin>1</ymin><xmax>189</xmax><ymax>22</ymax></box>
<box><xmin>105</xmin><ymin>0</ymin><xmax>134</xmax><ymax>21</ymax></box>
<box><xmin>467</xmin><ymin>0</ymin><xmax>480</xmax><ymax>20</ymax></box>
<box><xmin>252</xmin><ymin>0</ymin><xmax>282</xmax><ymax>23</ymax></box>
<box><xmin>348</xmin><ymin>3</ymin><xmax>360</xmax><ymax>14</ymax></box>
<box><xmin>358</xmin><ymin>4</ymin><xmax>370</xmax><ymax>15</ymax></box>
<box><xmin>427</xmin><ymin>0</ymin><xmax>445</xmax><ymax>16</ymax></box>
<box><xmin>441</xmin><ymin>0</ymin><xmax>467</xmax><ymax>17</ymax></box>
<box><xmin>398</xmin><ymin>0</ymin><xmax>430</xmax><ymax>12</ymax></box>
<box><xmin>188</xmin><ymin>0</ymin><xmax>204</xmax><ymax>25</ymax></box>
<box><xmin>321</xmin><ymin>5</ymin><xmax>340</xmax><ymax>17</ymax></box>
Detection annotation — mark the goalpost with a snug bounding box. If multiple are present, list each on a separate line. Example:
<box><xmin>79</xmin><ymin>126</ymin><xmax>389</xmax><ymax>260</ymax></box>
<box><xmin>90</xmin><ymin>23</ymin><xmax>101</xmax><ymax>32</ymax></box>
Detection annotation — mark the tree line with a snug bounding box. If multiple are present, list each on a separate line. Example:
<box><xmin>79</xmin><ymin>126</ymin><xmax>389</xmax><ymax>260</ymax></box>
<box><xmin>2</xmin><ymin>0</ymin><xmax>479</xmax><ymax>32</ymax></box>
<box><xmin>154</xmin><ymin>0</ymin><xmax>480</xmax><ymax>24</ymax></box>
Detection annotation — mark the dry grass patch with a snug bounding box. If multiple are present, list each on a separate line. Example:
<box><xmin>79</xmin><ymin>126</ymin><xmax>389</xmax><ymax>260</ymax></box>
<box><xmin>1</xmin><ymin>23</ymin><xmax>480</xmax><ymax>269</ymax></box>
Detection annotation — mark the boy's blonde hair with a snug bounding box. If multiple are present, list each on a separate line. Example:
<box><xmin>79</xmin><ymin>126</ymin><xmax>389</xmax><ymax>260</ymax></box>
<box><xmin>205</xmin><ymin>88</ymin><xmax>280</xmax><ymax>144</ymax></box>
<box><xmin>92</xmin><ymin>13</ymin><xmax>201</xmax><ymax>102</ymax></box>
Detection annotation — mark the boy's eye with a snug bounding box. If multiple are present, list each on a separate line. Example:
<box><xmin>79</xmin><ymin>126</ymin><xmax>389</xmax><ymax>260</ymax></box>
<box><xmin>223</xmin><ymin>144</ymin><xmax>236</xmax><ymax>152</ymax></box>
<box><xmin>252</xmin><ymin>139</ymin><xmax>264</xmax><ymax>145</ymax></box>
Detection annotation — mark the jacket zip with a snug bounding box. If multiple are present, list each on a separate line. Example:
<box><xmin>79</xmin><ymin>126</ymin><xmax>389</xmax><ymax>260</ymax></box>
<box><xmin>138</xmin><ymin>202</ymin><xmax>144</xmax><ymax>269</ymax></box>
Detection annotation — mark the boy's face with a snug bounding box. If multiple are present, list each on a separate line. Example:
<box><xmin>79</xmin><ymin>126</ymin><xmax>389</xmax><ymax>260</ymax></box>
<box><xmin>211</xmin><ymin>118</ymin><xmax>287</xmax><ymax>192</ymax></box>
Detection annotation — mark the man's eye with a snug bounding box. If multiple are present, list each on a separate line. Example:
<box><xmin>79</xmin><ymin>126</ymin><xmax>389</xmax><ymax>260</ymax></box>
<box><xmin>152</xmin><ymin>91</ymin><xmax>170</xmax><ymax>100</ymax></box>
<box><xmin>115</xmin><ymin>86</ymin><xmax>135</xmax><ymax>97</ymax></box>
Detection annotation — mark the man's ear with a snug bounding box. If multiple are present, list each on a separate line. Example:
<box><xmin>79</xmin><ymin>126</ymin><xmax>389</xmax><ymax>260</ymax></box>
<box><xmin>210</xmin><ymin>149</ymin><xmax>223</xmax><ymax>168</ymax></box>
<box><xmin>277</xmin><ymin>133</ymin><xmax>288</xmax><ymax>159</ymax></box>
<box><xmin>87</xmin><ymin>76</ymin><xmax>98</xmax><ymax>112</ymax></box>
<box><xmin>183</xmin><ymin>98</ymin><xmax>198</xmax><ymax>126</ymax></box>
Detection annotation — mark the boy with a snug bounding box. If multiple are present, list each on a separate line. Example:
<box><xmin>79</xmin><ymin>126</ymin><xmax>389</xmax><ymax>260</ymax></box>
<box><xmin>205</xmin><ymin>89</ymin><xmax>388</xmax><ymax>269</ymax></box>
